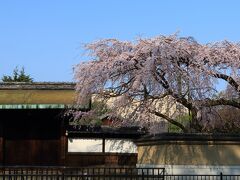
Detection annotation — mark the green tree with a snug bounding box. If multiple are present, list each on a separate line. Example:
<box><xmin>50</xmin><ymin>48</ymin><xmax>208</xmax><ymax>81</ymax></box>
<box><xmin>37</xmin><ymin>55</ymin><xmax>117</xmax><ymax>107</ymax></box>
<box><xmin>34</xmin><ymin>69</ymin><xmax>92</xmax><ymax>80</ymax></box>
<box><xmin>2</xmin><ymin>67</ymin><xmax>33</xmax><ymax>82</ymax></box>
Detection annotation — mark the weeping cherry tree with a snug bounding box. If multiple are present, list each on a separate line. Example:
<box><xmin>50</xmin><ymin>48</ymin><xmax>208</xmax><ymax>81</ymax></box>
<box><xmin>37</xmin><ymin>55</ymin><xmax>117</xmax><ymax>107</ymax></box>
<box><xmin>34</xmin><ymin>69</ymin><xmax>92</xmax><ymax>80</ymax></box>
<box><xmin>73</xmin><ymin>34</ymin><xmax>240</xmax><ymax>133</ymax></box>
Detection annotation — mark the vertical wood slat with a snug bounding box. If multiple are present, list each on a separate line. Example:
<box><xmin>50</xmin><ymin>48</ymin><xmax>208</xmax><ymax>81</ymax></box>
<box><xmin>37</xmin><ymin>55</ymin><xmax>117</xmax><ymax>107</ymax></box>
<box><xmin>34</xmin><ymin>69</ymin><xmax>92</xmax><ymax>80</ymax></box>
<box><xmin>0</xmin><ymin>119</ymin><xmax>4</xmax><ymax>165</ymax></box>
<box><xmin>60</xmin><ymin>118</ymin><xmax>67</xmax><ymax>166</ymax></box>
<box><xmin>0</xmin><ymin>136</ymin><xmax>3</xmax><ymax>166</ymax></box>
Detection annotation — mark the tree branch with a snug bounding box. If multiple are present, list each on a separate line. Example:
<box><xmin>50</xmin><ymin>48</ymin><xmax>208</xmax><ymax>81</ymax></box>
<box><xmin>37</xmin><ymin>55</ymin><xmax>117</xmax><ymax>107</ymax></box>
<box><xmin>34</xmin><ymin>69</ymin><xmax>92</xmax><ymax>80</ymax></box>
<box><xmin>213</xmin><ymin>73</ymin><xmax>240</xmax><ymax>93</ymax></box>
<box><xmin>153</xmin><ymin>67</ymin><xmax>193</xmax><ymax>110</ymax></box>
<box><xmin>151</xmin><ymin>110</ymin><xmax>187</xmax><ymax>133</ymax></box>
<box><xmin>199</xmin><ymin>98</ymin><xmax>240</xmax><ymax>109</ymax></box>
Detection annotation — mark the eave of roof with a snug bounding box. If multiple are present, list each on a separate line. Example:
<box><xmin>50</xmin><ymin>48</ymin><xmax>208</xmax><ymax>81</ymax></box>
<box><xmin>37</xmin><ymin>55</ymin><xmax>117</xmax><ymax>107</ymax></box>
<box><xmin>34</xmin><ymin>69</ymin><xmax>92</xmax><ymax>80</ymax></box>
<box><xmin>67</xmin><ymin>126</ymin><xmax>146</xmax><ymax>139</ymax></box>
<box><xmin>135</xmin><ymin>133</ymin><xmax>240</xmax><ymax>143</ymax></box>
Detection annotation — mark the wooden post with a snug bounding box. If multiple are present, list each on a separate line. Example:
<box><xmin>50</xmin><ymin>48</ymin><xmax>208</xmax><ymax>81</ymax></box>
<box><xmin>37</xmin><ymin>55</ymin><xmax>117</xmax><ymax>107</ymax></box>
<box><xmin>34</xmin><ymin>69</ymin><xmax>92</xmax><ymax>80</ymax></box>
<box><xmin>60</xmin><ymin>134</ymin><xmax>67</xmax><ymax>165</ymax></box>
<box><xmin>59</xmin><ymin>119</ymin><xmax>67</xmax><ymax>166</ymax></box>
<box><xmin>0</xmin><ymin>119</ymin><xmax>4</xmax><ymax>165</ymax></box>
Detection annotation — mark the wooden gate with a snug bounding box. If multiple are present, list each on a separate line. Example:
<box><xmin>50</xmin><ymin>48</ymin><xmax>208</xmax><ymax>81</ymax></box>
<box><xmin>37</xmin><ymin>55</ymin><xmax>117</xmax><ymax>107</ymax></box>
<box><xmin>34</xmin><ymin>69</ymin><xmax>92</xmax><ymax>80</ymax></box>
<box><xmin>1</xmin><ymin>109</ymin><xmax>64</xmax><ymax>166</ymax></box>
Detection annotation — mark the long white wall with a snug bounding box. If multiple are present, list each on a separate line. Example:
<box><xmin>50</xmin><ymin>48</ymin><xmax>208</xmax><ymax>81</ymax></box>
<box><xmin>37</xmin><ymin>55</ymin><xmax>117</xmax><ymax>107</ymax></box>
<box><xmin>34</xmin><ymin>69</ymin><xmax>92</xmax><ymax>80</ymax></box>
<box><xmin>68</xmin><ymin>138</ymin><xmax>137</xmax><ymax>153</ymax></box>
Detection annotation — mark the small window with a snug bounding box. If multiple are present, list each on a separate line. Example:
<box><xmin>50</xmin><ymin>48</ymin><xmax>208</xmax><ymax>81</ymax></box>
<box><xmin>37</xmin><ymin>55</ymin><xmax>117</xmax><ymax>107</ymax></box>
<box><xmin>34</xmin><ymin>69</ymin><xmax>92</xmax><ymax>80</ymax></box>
<box><xmin>105</xmin><ymin>139</ymin><xmax>137</xmax><ymax>153</ymax></box>
<box><xmin>68</xmin><ymin>138</ymin><xmax>103</xmax><ymax>152</ymax></box>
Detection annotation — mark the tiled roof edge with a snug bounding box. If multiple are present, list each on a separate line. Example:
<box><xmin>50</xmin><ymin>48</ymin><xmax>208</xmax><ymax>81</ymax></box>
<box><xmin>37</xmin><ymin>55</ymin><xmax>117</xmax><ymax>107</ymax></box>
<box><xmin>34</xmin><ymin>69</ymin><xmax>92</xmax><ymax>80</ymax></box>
<box><xmin>0</xmin><ymin>82</ymin><xmax>76</xmax><ymax>90</ymax></box>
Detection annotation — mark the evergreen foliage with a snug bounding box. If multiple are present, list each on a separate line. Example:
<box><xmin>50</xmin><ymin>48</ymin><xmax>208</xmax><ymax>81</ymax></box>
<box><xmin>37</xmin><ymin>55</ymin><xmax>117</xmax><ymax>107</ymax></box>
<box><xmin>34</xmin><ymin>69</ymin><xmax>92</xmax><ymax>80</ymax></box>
<box><xmin>2</xmin><ymin>67</ymin><xmax>33</xmax><ymax>82</ymax></box>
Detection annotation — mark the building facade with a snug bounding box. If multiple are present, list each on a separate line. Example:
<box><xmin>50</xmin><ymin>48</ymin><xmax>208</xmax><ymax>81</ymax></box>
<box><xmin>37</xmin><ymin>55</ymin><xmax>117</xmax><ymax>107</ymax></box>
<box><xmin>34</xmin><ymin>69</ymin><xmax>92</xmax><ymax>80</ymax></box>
<box><xmin>0</xmin><ymin>82</ymin><xmax>139</xmax><ymax>166</ymax></box>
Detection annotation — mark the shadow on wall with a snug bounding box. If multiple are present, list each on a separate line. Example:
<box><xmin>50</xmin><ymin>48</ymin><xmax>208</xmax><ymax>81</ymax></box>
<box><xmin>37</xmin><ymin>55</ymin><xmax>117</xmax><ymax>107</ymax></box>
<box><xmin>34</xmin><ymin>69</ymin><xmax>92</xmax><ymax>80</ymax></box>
<box><xmin>137</xmin><ymin>141</ymin><xmax>240</xmax><ymax>174</ymax></box>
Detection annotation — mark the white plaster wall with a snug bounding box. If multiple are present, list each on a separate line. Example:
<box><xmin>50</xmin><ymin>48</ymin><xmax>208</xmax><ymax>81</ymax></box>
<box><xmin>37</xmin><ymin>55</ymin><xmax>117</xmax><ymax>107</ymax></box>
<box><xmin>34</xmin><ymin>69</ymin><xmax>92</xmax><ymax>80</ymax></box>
<box><xmin>105</xmin><ymin>139</ymin><xmax>137</xmax><ymax>153</ymax></box>
<box><xmin>68</xmin><ymin>138</ymin><xmax>102</xmax><ymax>152</ymax></box>
<box><xmin>68</xmin><ymin>138</ymin><xmax>137</xmax><ymax>153</ymax></box>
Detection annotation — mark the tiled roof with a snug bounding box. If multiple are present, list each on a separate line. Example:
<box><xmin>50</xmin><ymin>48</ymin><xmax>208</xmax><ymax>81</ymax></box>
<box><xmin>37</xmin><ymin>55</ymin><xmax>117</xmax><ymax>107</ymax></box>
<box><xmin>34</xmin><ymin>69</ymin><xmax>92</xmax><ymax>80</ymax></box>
<box><xmin>0</xmin><ymin>82</ymin><xmax>75</xmax><ymax>90</ymax></box>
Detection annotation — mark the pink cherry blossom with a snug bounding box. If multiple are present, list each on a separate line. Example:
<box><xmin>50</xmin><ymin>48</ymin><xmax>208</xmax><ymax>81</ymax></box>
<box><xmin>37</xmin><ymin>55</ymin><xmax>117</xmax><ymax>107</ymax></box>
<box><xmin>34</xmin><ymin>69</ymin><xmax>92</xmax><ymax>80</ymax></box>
<box><xmin>74</xmin><ymin>34</ymin><xmax>240</xmax><ymax>133</ymax></box>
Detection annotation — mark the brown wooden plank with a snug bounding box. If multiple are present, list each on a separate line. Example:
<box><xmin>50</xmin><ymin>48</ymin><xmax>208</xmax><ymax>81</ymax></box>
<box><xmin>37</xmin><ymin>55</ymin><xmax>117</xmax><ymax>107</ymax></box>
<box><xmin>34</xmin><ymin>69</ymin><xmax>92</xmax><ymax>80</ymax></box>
<box><xmin>0</xmin><ymin>137</ymin><xmax>3</xmax><ymax>165</ymax></box>
<box><xmin>0</xmin><ymin>120</ymin><xmax>3</xmax><ymax>165</ymax></box>
<box><xmin>2</xmin><ymin>109</ymin><xmax>63</xmax><ymax>166</ymax></box>
<box><xmin>5</xmin><ymin>139</ymin><xmax>61</xmax><ymax>165</ymax></box>
<box><xmin>59</xmin><ymin>135</ymin><xmax>67</xmax><ymax>165</ymax></box>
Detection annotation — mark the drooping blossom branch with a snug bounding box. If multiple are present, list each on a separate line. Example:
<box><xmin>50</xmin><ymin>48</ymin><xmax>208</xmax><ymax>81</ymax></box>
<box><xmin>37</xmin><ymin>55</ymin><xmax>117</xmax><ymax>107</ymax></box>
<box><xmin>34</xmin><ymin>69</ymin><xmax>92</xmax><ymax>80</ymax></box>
<box><xmin>74</xmin><ymin>34</ymin><xmax>240</xmax><ymax>132</ymax></box>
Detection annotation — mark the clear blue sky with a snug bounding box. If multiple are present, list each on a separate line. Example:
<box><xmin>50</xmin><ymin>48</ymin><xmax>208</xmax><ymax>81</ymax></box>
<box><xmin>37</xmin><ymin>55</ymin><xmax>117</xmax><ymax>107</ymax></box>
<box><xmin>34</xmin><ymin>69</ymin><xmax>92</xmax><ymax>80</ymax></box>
<box><xmin>1</xmin><ymin>0</ymin><xmax>240</xmax><ymax>82</ymax></box>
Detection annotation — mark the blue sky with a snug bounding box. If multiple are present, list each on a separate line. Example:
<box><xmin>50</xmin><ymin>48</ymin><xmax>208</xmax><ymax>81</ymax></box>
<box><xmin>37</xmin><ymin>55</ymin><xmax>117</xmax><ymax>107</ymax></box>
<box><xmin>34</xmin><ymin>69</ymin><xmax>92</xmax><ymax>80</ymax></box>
<box><xmin>1</xmin><ymin>0</ymin><xmax>240</xmax><ymax>83</ymax></box>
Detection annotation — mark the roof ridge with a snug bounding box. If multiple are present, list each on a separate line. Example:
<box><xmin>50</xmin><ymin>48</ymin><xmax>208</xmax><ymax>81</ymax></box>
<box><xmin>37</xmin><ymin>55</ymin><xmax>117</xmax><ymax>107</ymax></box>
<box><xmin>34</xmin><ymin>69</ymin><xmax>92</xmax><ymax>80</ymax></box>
<box><xmin>0</xmin><ymin>82</ymin><xmax>76</xmax><ymax>90</ymax></box>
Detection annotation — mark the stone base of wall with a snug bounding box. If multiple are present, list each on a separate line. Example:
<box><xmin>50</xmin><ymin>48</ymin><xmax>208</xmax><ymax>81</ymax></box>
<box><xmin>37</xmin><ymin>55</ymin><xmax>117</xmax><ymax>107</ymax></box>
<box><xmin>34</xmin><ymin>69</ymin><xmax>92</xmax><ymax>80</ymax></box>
<box><xmin>137</xmin><ymin>164</ymin><xmax>240</xmax><ymax>175</ymax></box>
